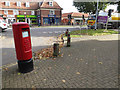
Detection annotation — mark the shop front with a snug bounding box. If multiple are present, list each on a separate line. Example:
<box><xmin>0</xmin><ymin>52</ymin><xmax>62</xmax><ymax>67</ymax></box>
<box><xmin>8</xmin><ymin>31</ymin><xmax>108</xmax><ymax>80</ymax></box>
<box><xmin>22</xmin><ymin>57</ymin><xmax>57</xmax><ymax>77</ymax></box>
<box><xmin>16</xmin><ymin>15</ymin><xmax>37</xmax><ymax>25</ymax></box>
<box><xmin>43</xmin><ymin>15</ymin><xmax>60</xmax><ymax>25</ymax></box>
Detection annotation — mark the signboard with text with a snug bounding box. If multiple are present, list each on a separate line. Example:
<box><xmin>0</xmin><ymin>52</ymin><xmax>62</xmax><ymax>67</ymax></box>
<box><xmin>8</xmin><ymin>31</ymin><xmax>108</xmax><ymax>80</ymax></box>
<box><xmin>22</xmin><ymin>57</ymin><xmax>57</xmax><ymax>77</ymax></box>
<box><xmin>48</xmin><ymin>15</ymin><xmax>56</xmax><ymax>17</ymax></box>
<box><xmin>97</xmin><ymin>16</ymin><xmax>108</xmax><ymax>24</ymax></box>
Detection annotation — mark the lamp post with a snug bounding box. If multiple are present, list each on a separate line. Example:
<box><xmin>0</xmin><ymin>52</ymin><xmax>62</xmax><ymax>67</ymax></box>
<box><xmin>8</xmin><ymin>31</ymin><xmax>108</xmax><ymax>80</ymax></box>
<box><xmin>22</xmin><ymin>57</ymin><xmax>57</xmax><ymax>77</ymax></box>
<box><xmin>95</xmin><ymin>0</ymin><xmax>99</xmax><ymax>30</ymax></box>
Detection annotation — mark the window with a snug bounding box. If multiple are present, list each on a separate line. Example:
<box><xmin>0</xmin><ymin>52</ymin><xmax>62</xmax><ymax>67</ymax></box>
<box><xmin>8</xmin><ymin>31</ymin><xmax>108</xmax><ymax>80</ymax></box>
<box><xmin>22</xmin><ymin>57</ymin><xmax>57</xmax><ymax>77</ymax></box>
<box><xmin>17</xmin><ymin>2</ymin><xmax>21</xmax><ymax>7</ymax></box>
<box><xmin>24</xmin><ymin>12</ymin><xmax>26</xmax><ymax>14</ymax></box>
<box><xmin>13</xmin><ymin>10</ymin><xmax>19</xmax><ymax>15</ymax></box>
<box><xmin>49</xmin><ymin>1</ymin><xmax>53</xmax><ymax>6</ymax></box>
<box><xmin>5</xmin><ymin>1</ymin><xmax>10</xmax><ymax>6</ymax></box>
<box><xmin>4</xmin><ymin>10</ymin><xmax>8</xmax><ymax>15</ymax></box>
<box><xmin>37</xmin><ymin>11</ymin><xmax>40</xmax><ymax>15</ymax></box>
<box><xmin>43</xmin><ymin>18</ymin><xmax>49</xmax><ymax>24</ymax></box>
<box><xmin>26</xmin><ymin>2</ymin><xmax>30</xmax><ymax>7</ymax></box>
<box><xmin>31</xmin><ymin>11</ymin><xmax>34</xmax><ymax>15</ymax></box>
<box><xmin>50</xmin><ymin>10</ymin><xmax>54</xmax><ymax>15</ymax></box>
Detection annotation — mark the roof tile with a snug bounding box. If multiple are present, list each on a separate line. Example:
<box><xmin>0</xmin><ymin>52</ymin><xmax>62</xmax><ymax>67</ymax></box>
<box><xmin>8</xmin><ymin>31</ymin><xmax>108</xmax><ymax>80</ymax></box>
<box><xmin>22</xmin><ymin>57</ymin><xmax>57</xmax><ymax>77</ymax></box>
<box><xmin>62</xmin><ymin>12</ymin><xmax>89</xmax><ymax>18</ymax></box>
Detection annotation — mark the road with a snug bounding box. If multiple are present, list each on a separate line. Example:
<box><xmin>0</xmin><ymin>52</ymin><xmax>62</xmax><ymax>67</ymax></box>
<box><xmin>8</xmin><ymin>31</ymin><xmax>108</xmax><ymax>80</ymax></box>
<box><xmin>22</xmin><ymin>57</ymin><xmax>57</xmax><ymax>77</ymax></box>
<box><xmin>1</xmin><ymin>26</ymin><xmax>79</xmax><ymax>66</ymax></box>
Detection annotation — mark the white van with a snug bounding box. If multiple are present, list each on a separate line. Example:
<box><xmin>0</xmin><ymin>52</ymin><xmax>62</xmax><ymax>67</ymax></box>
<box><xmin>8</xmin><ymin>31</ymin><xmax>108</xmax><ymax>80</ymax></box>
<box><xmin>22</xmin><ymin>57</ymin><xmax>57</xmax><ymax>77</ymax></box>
<box><xmin>0</xmin><ymin>17</ymin><xmax>8</xmax><ymax>32</ymax></box>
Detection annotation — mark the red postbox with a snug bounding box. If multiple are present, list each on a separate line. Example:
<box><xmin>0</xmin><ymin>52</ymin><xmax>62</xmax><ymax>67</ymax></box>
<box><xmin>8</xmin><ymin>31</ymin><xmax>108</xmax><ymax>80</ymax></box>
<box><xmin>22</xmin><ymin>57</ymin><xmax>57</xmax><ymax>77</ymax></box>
<box><xmin>12</xmin><ymin>22</ymin><xmax>33</xmax><ymax>73</ymax></box>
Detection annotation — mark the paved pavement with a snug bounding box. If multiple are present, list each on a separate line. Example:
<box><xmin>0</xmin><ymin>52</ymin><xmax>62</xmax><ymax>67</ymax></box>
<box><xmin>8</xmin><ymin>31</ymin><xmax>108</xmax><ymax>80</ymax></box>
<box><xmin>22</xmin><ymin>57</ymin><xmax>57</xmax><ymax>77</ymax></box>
<box><xmin>1</xmin><ymin>27</ymin><xmax>79</xmax><ymax>66</ymax></box>
<box><xmin>1</xmin><ymin>34</ymin><xmax>119</xmax><ymax>88</ymax></box>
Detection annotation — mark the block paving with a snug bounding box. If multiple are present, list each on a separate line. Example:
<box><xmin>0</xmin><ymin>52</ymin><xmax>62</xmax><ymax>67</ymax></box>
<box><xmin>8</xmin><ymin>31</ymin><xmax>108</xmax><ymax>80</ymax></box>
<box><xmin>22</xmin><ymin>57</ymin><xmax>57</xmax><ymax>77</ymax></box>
<box><xmin>1</xmin><ymin>34</ymin><xmax>119</xmax><ymax>88</ymax></box>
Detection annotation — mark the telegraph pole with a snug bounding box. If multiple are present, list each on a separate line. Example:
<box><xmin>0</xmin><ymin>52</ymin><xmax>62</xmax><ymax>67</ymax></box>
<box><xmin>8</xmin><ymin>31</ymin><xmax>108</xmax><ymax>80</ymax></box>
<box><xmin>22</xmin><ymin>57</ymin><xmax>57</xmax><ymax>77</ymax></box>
<box><xmin>95</xmin><ymin>0</ymin><xmax>99</xmax><ymax>30</ymax></box>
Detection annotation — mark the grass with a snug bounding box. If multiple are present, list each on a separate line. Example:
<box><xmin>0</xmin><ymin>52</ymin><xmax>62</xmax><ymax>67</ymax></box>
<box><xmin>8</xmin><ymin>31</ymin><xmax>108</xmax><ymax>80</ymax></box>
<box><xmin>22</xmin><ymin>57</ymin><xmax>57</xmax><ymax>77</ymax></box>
<box><xmin>70</xmin><ymin>35</ymin><xmax>83</xmax><ymax>38</ymax></box>
<box><xmin>68</xmin><ymin>29</ymin><xmax>119</xmax><ymax>37</ymax></box>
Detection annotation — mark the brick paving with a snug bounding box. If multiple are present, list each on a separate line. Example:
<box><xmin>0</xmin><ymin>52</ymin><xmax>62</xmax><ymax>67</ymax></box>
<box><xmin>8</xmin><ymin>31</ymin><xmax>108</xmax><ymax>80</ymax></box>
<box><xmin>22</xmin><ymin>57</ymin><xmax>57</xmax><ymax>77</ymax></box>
<box><xmin>1</xmin><ymin>34</ymin><xmax>119</xmax><ymax>88</ymax></box>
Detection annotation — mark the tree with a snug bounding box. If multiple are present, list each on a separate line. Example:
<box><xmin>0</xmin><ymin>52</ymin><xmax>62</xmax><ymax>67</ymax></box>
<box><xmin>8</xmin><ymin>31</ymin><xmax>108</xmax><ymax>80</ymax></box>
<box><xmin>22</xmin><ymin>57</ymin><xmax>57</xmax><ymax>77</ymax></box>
<box><xmin>117</xmin><ymin>1</ymin><xmax>120</xmax><ymax>12</ymax></box>
<box><xmin>109</xmin><ymin>1</ymin><xmax>120</xmax><ymax>13</ymax></box>
<box><xmin>73</xmin><ymin>2</ymin><xmax>109</xmax><ymax>14</ymax></box>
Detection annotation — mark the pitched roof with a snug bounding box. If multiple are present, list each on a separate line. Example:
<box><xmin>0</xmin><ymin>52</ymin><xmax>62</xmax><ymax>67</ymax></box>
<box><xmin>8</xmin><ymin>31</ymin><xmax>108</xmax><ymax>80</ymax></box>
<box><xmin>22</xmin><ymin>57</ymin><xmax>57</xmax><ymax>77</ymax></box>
<box><xmin>62</xmin><ymin>13</ymin><xmax>73</xmax><ymax>17</ymax></box>
<box><xmin>62</xmin><ymin>12</ymin><xmax>89</xmax><ymax>18</ymax></box>
<box><xmin>40</xmin><ymin>1</ymin><xmax>62</xmax><ymax>9</ymax></box>
<box><xmin>1</xmin><ymin>0</ymin><xmax>62</xmax><ymax>10</ymax></box>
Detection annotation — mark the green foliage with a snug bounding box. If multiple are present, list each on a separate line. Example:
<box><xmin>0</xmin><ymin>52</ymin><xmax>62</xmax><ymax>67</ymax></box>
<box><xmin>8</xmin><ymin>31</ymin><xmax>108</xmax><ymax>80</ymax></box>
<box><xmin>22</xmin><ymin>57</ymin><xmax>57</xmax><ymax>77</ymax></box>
<box><xmin>117</xmin><ymin>1</ymin><xmax>120</xmax><ymax>13</ymax></box>
<box><xmin>73</xmin><ymin>2</ymin><xmax>109</xmax><ymax>14</ymax></box>
<box><xmin>109</xmin><ymin>1</ymin><xmax>120</xmax><ymax>13</ymax></box>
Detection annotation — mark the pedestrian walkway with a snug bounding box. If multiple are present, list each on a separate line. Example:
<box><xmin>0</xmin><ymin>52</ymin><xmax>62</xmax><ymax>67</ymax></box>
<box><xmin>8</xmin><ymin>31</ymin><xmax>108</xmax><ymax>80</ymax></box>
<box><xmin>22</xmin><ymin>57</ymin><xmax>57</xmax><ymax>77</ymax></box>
<box><xmin>2</xmin><ymin>34</ymin><xmax>119</xmax><ymax>88</ymax></box>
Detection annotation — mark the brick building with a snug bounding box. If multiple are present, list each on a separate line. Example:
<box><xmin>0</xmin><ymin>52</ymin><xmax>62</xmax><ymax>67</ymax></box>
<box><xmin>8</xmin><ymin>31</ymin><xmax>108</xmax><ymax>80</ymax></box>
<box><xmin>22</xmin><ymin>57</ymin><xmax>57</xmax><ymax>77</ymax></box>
<box><xmin>37</xmin><ymin>0</ymin><xmax>62</xmax><ymax>26</ymax></box>
<box><xmin>0</xmin><ymin>0</ymin><xmax>62</xmax><ymax>26</ymax></box>
<box><xmin>62</xmin><ymin>12</ymin><xmax>89</xmax><ymax>25</ymax></box>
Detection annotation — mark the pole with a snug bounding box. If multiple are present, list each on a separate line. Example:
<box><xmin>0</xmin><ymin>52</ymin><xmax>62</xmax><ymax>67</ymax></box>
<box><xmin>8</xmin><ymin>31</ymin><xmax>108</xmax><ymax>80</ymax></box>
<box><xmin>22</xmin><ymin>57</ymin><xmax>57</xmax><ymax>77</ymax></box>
<box><xmin>95</xmin><ymin>0</ymin><xmax>99</xmax><ymax>30</ymax></box>
<box><xmin>106</xmin><ymin>16</ymin><xmax>108</xmax><ymax>30</ymax></box>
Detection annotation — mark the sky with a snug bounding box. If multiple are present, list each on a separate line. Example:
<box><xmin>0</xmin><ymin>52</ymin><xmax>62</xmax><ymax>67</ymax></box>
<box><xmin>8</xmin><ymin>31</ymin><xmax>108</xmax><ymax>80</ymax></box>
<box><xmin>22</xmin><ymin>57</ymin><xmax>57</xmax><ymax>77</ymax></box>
<box><xmin>54</xmin><ymin>0</ymin><xmax>78</xmax><ymax>13</ymax></box>
<box><xmin>54</xmin><ymin>0</ymin><xmax>118</xmax><ymax>13</ymax></box>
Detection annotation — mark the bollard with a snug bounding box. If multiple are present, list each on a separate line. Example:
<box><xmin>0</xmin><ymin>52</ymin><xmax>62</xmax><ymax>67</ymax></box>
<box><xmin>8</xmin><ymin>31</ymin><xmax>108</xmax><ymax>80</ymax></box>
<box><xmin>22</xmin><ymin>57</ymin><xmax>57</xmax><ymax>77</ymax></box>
<box><xmin>53</xmin><ymin>43</ymin><xmax>59</xmax><ymax>56</ymax></box>
<box><xmin>67</xmin><ymin>34</ymin><xmax>71</xmax><ymax>47</ymax></box>
<box><xmin>65</xmin><ymin>29</ymin><xmax>69</xmax><ymax>36</ymax></box>
<box><xmin>61</xmin><ymin>36</ymin><xmax>64</xmax><ymax>44</ymax></box>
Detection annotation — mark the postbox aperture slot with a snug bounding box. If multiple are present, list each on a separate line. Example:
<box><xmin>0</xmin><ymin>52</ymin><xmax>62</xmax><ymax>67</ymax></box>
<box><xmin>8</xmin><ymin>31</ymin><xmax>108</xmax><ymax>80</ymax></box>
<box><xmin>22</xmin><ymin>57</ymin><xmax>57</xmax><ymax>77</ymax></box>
<box><xmin>22</xmin><ymin>28</ymin><xmax>29</xmax><ymax>30</ymax></box>
<box><xmin>22</xmin><ymin>31</ymin><xmax>29</xmax><ymax>38</ymax></box>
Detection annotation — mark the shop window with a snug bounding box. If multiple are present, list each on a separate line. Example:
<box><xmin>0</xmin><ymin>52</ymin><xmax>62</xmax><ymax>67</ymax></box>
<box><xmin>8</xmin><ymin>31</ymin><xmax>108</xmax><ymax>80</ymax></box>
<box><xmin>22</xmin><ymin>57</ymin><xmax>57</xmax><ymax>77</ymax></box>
<box><xmin>19</xmin><ymin>19</ymin><xmax>25</xmax><ymax>22</ymax></box>
<box><xmin>17</xmin><ymin>2</ymin><xmax>21</xmax><ymax>7</ymax></box>
<box><xmin>24</xmin><ymin>12</ymin><xmax>26</xmax><ymax>15</ymax></box>
<box><xmin>26</xmin><ymin>2</ymin><xmax>30</xmax><ymax>7</ymax></box>
<box><xmin>55</xmin><ymin>18</ymin><xmax>59</xmax><ymax>24</ymax></box>
<box><xmin>50</xmin><ymin>10</ymin><xmax>54</xmax><ymax>15</ymax></box>
<box><xmin>5</xmin><ymin>1</ymin><xmax>10</xmax><ymax>6</ymax></box>
<box><xmin>49</xmin><ymin>1</ymin><xmax>53</xmax><ymax>6</ymax></box>
<box><xmin>31</xmin><ymin>11</ymin><xmax>34</xmax><ymax>15</ymax></box>
<box><xmin>17</xmin><ymin>18</ymin><xmax>25</xmax><ymax>22</ymax></box>
<box><xmin>43</xmin><ymin>18</ymin><xmax>49</xmax><ymax>24</ymax></box>
<box><xmin>13</xmin><ymin>19</ymin><xmax>16</xmax><ymax>22</ymax></box>
<box><xmin>31</xmin><ymin>20</ymin><xmax>37</xmax><ymax>24</ymax></box>
<box><xmin>4</xmin><ymin>10</ymin><xmax>8</xmax><ymax>15</ymax></box>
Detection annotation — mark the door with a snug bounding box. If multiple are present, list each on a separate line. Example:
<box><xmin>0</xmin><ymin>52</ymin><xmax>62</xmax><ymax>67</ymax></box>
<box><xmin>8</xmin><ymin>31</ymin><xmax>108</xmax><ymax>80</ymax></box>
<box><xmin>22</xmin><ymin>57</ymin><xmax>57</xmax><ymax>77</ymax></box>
<box><xmin>26</xmin><ymin>18</ymin><xmax>30</xmax><ymax>24</ymax></box>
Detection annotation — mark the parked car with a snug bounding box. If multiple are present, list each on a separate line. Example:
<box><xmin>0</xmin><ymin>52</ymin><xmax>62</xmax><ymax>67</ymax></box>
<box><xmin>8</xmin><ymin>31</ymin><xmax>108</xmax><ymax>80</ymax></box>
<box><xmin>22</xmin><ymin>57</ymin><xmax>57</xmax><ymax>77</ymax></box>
<box><xmin>0</xmin><ymin>17</ymin><xmax>8</xmax><ymax>33</ymax></box>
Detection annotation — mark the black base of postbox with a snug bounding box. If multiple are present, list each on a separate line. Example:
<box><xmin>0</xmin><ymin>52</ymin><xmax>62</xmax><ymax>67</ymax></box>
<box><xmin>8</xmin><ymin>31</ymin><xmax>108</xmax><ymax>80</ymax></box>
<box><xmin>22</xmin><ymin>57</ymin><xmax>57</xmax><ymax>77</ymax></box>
<box><xmin>67</xmin><ymin>41</ymin><xmax>71</xmax><ymax>47</ymax></box>
<box><xmin>18</xmin><ymin>59</ymin><xmax>34</xmax><ymax>73</ymax></box>
<box><xmin>67</xmin><ymin>44</ymin><xmax>71</xmax><ymax>47</ymax></box>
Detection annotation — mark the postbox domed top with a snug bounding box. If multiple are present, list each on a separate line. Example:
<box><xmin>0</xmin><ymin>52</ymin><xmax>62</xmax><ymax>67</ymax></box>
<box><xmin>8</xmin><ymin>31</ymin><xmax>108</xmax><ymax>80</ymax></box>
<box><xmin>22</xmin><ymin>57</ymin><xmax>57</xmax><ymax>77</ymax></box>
<box><xmin>12</xmin><ymin>22</ymin><xmax>29</xmax><ymax>26</ymax></box>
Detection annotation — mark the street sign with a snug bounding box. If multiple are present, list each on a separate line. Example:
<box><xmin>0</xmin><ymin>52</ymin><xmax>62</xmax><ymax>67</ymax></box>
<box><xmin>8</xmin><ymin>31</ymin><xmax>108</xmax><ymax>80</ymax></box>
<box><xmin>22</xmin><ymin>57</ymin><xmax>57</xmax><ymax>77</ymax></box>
<box><xmin>48</xmin><ymin>15</ymin><xmax>56</xmax><ymax>17</ymax></box>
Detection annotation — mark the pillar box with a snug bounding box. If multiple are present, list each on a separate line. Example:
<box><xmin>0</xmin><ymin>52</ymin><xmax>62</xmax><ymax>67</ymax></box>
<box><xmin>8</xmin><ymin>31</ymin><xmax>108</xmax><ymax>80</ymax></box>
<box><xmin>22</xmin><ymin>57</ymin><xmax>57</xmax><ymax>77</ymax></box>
<box><xmin>12</xmin><ymin>22</ymin><xmax>34</xmax><ymax>73</ymax></box>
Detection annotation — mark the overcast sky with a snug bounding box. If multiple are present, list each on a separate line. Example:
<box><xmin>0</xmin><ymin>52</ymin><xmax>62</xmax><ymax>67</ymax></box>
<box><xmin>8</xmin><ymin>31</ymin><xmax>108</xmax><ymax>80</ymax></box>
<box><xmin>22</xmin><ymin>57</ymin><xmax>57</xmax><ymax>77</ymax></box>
<box><xmin>54</xmin><ymin>0</ymin><xmax>118</xmax><ymax>13</ymax></box>
<box><xmin>54</xmin><ymin>0</ymin><xmax>78</xmax><ymax>13</ymax></box>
